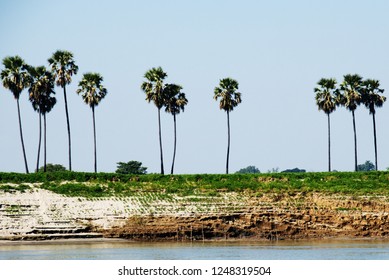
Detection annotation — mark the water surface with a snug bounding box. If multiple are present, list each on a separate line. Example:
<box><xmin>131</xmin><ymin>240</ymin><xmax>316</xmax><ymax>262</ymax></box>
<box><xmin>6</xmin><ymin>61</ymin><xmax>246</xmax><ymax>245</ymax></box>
<box><xmin>1</xmin><ymin>239</ymin><xmax>389</xmax><ymax>260</ymax></box>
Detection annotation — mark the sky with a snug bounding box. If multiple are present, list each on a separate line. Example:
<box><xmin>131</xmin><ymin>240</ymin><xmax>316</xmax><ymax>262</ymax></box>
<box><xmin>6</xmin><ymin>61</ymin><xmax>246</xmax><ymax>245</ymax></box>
<box><xmin>1</xmin><ymin>0</ymin><xmax>389</xmax><ymax>174</ymax></box>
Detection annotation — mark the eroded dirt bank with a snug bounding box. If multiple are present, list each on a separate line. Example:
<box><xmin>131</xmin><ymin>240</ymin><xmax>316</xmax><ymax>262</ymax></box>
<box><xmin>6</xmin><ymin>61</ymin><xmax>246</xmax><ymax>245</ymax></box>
<box><xmin>1</xmin><ymin>187</ymin><xmax>389</xmax><ymax>241</ymax></box>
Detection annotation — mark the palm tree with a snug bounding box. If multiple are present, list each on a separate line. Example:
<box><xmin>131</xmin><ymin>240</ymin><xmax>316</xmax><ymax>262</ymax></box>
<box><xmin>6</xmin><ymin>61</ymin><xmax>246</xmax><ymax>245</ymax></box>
<box><xmin>314</xmin><ymin>78</ymin><xmax>337</xmax><ymax>172</ymax></box>
<box><xmin>214</xmin><ymin>77</ymin><xmax>242</xmax><ymax>174</ymax></box>
<box><xmin>1</xmin><ymin>56</ymin><xmax>30</xmax><ymax>173</ymax></box>
<box><xmin>28</xmin><ymin>66</ymin><xmax>56</xmax><ymax>172</ymax></box>
<box><xmin>48</xmin><ymin>50</ymin><xmax>78</xmax><ymax>171</ymax></box>
<box><xmin>164</xmin><ymin>83</ymin><xmax>188</xmax><ymax>174</ymax></box>
<box><xmin>338</xmin><ymin>74</ymin><xmax>363</xmax><ymax>171</ymax></box>
<box><xmin>76</xmin><ymin>73</ymin><xmax>107</xmax><ymax>173</ymax></box>
<box><xmin>361</xmin><ymin>79</ymin><xmax>386</xmax><ymax>171</ymax></box>
<box><xmin>141</xmin><ymin>67</ymin><xmax>167</xmax><ymax>175</ymax></box>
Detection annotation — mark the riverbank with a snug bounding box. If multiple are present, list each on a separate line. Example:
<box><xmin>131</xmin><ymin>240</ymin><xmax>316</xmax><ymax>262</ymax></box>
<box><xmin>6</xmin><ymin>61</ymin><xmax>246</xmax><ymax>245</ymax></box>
<box><xmin>1</xmin><ymin>179</ymin><xmax>389</xmax><ymax>241</ymax></box>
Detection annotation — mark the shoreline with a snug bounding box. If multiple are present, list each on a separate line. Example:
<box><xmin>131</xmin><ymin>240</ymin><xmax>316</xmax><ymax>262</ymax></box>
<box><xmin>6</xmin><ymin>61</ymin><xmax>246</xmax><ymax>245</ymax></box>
<box><xmin>1</xmin><ymin>236</ymin><xmax>389</xmax><ymax>247</ymax></box>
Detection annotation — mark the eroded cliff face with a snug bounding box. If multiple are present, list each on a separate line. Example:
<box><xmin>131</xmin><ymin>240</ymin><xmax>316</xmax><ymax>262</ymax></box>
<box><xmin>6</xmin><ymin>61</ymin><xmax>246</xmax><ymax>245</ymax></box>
<box><xmin>104</xmin><ymin>194</ymin><xmax>389</xmax><ymax>240</ymax></box>
<box><xmin>1</xmin><ymin>186</ymin><xmax>389</xmax><ymax>240</ymax></box>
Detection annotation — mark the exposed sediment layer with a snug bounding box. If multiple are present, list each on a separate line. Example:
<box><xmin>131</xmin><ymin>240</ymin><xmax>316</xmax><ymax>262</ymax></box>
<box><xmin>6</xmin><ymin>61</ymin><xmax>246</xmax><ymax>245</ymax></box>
<box><xmin>1</xmin><ymin>186</ymin><xmax>389</xmax><ymax>241</ymax></box>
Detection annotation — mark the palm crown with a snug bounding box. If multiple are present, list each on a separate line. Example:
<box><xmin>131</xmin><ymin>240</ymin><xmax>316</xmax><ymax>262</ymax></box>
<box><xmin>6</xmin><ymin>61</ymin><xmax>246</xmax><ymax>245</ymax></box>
<box><xmin>48</xmin><ymin>50</ymin><xmax>78</xmax><ymax>87</ymax></box>
<box><xmin>164</xmin><ymin>84</ymin><xmax>188</xmax><ymax>115</ymax></box>
<box><xmin>361</xmin><ymin>79</ymin><xmax>386</xmax><ymax>115</ymax></box>
<box><xmin>141</xmin><ymin>67</ymin><xmax>167</xmax><ymax>109</ymax></box>
<box><xmin>28</xmin><ymin>66</ymin><xmax>56</xmax><ymax>114</ymax></box>
<box><xmin>214</xmin><ymin>78</ymin><xmax>242</xmax><ymax>112</ymax></box>
<box><xmin>338</xmin><ymin>74</ymin><xmax>363</xmax><ymax>111</ymax></box>
<box><xmin>1</xmin><ymin>56</ymin><xmax>30</xmax><ymax>99</ymax></box>
<box><xmin>76</xmin><ymin>73</ymin><xmax>107</xmax><ymax>107</ymax></box>
<box><xmin>314</xmin><ymin>78</ymin><xmax>337</xmax><ymax>114</ymax></box>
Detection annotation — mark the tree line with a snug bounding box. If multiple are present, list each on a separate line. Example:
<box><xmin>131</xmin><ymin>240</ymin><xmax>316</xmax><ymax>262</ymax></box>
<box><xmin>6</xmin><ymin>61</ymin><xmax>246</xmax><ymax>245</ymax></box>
<box><xmin>315</xmin><ymin>74</ymin><xmax>386</xmax><ymax>172</ymax></box>
<box><xmin>1</xmin><ymin>51</ymin><xmax>243</xmax><ymax>174</ymax></box>
<box><xmin>1</xmin><ymin>51</ymin><xmax>107</xmax><ymax>173</ymax></box>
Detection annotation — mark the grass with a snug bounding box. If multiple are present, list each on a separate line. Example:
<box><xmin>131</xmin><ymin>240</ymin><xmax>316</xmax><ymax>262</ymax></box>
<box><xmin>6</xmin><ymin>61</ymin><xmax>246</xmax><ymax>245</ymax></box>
<box><xmin>0</xmin><ymin>171</ymin><xmax>389</xmax><ymax>197</ymax></box>
<box><xmin>0</xmin><ymin>184</ymin><xmax>31</xmax><ymax>193</ymax></box>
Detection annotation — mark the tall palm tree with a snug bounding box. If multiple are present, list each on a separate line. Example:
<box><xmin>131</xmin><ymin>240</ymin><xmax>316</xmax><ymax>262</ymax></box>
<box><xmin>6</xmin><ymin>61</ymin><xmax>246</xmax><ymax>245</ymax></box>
<box><xmin>338</xmin><ymin>74</ymin><xmax>363</xmax><ymax>172</ymax></box>
<box><xmin>214</xmin><ymin>77</ymin><xmax>242</xmax><ymax>174</ymax></box>
<box><xmin>1</xmin><ymin>56</ymin><xmax>30</xmax><ymax>173</ymax></box>
<box><xmin>361</xmin><ymin>79</ymin><xmax>386</xmax><ymax>171</ymax></box>
<box><xmin>48</xmin><ymin>50</ymin><xmax>78</xmax><ymax>171</ymax></box>
<box><xmin>141</xmin><ymin>67</ymin><xmax>167</xmax><ymax>175</ymax></box>
<box><xmin>28</xmin><ymin>66</ymin><xmax>56</xmax><ymax>172</ymax></box>
<box><xmin>164</xmin><ymin>83</ymin><xmax>188</xmax><ymax>174</ymax></box>
<box><xmin>76</xmin><ymin>73</ymin><xmax>107</xmax><ymax>173</ymax></box>
<box><xmin>314</xmin><ymin>78</ymin><xmax>337</xmax><ymax>172</ymax></box>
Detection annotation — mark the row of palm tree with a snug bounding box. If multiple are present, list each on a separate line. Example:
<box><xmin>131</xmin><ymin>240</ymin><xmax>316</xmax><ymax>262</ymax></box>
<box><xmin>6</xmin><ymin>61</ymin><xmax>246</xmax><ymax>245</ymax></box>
<box><xmin>1</xmin><ymin>51</ymin><xmax>107</xmax><ymax>173</ymax></box>
<box><xmin>141</xmin><ymin>67</ymin><xmax>188</xmax><ymax>175</ymax></box>
<box><xmin>315</xmin><ymin>74</ymin><xmax>386</xmax><ymax>172</ymax></box>
<box><xmin>2</xmin><ymin>56</ymin><xmax>243</xmax><ymax>175</ymax></box>
<box><xmin>140</xmin><ymin>67</ymin><xmax>243</xmax><ymax>175</ymax></box>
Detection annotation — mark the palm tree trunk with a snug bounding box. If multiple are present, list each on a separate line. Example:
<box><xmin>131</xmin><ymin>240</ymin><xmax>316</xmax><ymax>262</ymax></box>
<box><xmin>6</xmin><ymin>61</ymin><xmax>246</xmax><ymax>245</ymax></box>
<box><xmin>43</xmin><ymin>113</ymin><xmax>47</xmax><ymax>172</ymax></box>
<box><xmin>372</xmin><ymin>112</ymin><xmax>378</xmax><ymax>171</ymax></box>
<box><xmin>92</xmin><ymin>106</ymin><xmax>97</xmax><ymax>173</ymax></box>
<box><xmin>327</xmin><ymin>113</ymin><xmax>331</xmax><ymax>172</ymax></box>
<box><xmin>171</xmin><ymin>113</ymin><xmax>177</xmax><ymax>175</ymax></box>
<box><xmin>158</xmin><ymin>108</ymin><xmax>164</xmax><ymax>175</ymax></box>
<box><xmin>63</xmin><ymin>85</ymin><xmax>72</xmax><ymax>171</ymax></box>
<box><xmin>226</xmin><ymin>110</ymin><xmax>230</xmax><ymax>174</ymax></box>
<box><xmin>36</xmin><ymin>113</ymin><xmax>42</xmax><ymax>172</ymax></box>
<box><xmin>352</xmin><ymin>110</ymin><xmax>358</xmax><ymax>171</ymax></box>
<box><xmin>16</xmin><ymin>99</ymin><xmax>29</xmax><ymax>174</ymax></box>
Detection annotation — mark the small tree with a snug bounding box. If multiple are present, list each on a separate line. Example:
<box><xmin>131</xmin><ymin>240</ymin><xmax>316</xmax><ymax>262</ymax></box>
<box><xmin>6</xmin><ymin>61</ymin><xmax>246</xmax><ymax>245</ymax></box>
<box><xmin>116</xmin><ymin>161</ymin><xmax>147</xmax><ymax>174</ymax></box>
<box><xmin>357</xmin><ymin>160</ymin><xmax>375</xmax><ymax>171</ymax></box>
<box><xmin>236</xmin><ymin>166</ymin><xmax>260</xmax><ymax>174</ymax></box>
<box><xmin>38</xmin><ymin>163</ymin><xmax>66</xmax><ymax>172</ymax></box>
<box><xmin>281</xmin><ymin>168</ymin><xmax>306</xmax><ymax>173</ymax></box>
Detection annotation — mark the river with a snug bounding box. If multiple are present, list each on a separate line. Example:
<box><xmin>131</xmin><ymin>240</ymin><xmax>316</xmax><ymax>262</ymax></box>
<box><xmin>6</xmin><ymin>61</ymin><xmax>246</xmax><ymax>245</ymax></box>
<box><xmin>1</xmin><ymin>239</ymin><xmax>389</xmax><ymax>260</ymax></box>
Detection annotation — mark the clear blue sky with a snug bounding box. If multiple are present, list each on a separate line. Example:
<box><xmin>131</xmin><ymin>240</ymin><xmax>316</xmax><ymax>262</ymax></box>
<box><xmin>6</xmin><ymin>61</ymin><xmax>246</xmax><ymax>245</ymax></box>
<box><xmin>1</xmin><ymin>0</ymin><xmax>389</xmax><ymax>174</ymax></box>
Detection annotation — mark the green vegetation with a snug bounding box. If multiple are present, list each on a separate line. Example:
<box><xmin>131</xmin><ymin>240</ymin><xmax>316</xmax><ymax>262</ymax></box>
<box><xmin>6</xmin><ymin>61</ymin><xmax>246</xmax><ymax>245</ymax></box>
<box><xmin>116</xmin><ymin>161</ymin><xmax>147</xmax><ymax>174</ymax></box>
<box><xmin>236</xmin><ymin>166</ymin><xmax>260</xmax><ymax>174</ymax></box>
<box><xmin>281</xmin><ymin>168</ymin><xmax>306</xmax><ymax>173</ymax></box>
<box><xmin>1</xmin><ymin>171</ymin><xmax>389</xmax><ymax>198</ymax></box>
<box><xmin>0</xmin><ymin>184</ymin><xmax>31</xmax><ymax>193</ymax></box>
<box><xmin>357</xmin><ymin>160</ymin><xmax>375</xmax><ymax>172</ymax></box>
<box><xmin>38</xmin><ymin>163</ymin><xmax>66</xmax><ymax>172</ymax></box>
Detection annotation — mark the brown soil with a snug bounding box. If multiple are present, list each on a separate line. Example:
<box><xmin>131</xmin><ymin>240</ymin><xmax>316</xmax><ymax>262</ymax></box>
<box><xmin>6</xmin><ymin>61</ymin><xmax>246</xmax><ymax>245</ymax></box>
<box><xmin>103</xmin><ymin>194</ymin><xmax>389</xmax><ymax>241</ymax></box>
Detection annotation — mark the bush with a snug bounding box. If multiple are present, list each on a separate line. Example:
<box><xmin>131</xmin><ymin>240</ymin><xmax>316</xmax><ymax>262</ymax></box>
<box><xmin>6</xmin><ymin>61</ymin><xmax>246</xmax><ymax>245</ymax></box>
<box><xmin>357</xmin><ymin>160</ymin><xmax>375</xmax><ymax>171</ymax></box>
<box><xmin>116</xmin><ymin>161</ymin><xmax>147</xmax><ymax>175</ymax></box>
<box><xmin>38</xmin><ymin>163</ymin><xmax>67</xmax><ymax>172</ymax></box>
<box><xmin>236</xmin><ymin>165</ymin><xmax>260</xmax><ymax>174</ymax></box>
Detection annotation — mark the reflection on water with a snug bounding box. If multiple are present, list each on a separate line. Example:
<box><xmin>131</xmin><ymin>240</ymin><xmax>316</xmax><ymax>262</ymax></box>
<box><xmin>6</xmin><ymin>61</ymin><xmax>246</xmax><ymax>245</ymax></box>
<box><xmin>1</xmin><ymin>239</ymin><xmax>389</xmax><ymax>260</ymax></box>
